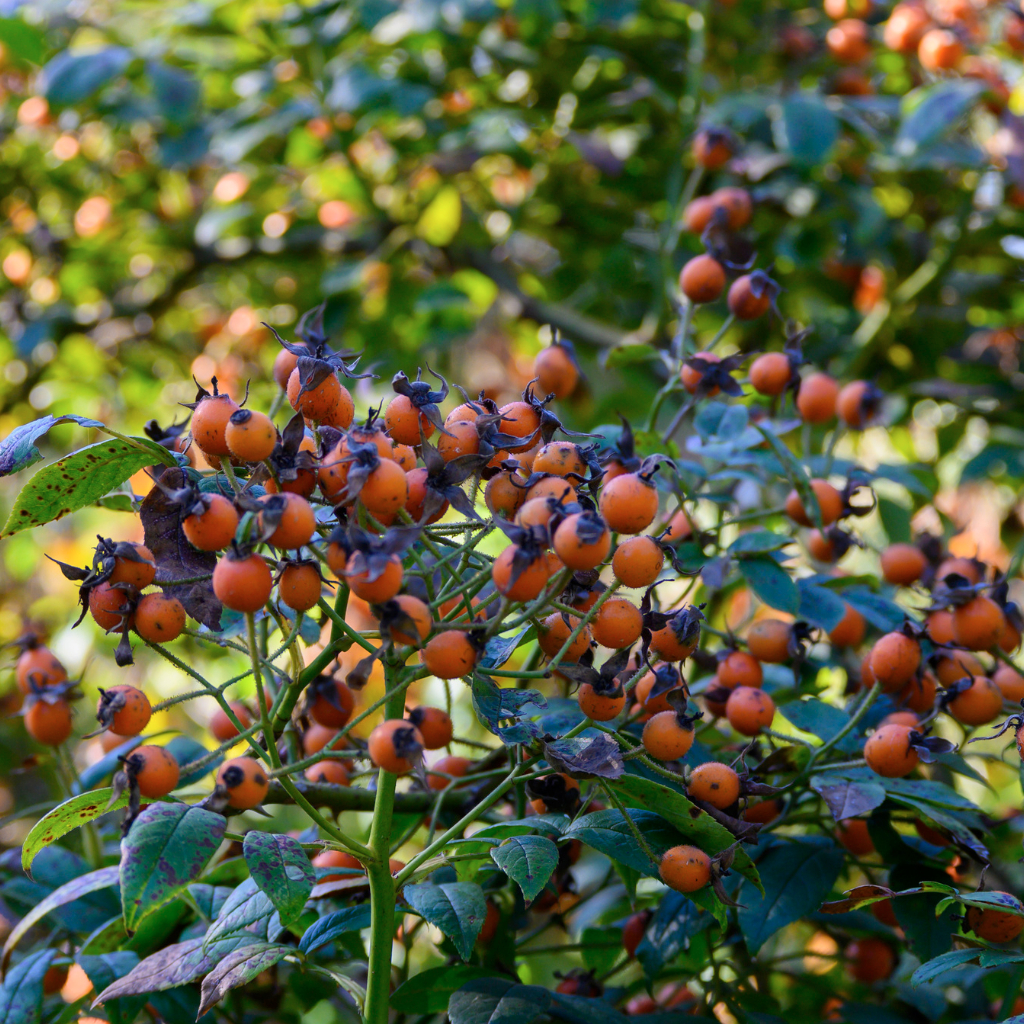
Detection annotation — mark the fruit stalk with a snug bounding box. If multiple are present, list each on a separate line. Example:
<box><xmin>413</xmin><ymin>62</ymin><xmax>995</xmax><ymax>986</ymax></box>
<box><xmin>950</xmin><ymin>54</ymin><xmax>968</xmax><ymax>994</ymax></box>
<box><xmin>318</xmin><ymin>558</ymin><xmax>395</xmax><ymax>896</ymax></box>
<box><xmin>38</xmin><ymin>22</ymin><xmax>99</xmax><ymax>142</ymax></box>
<box><xmin>246</xmin><ymin>612</ymin><xmax>280</xmax><ymax>769</ymax></box>
<box><xmin>362</xmin><ymin>663</ymin><xmax>404</xmax><ymax>1024</ymax></box>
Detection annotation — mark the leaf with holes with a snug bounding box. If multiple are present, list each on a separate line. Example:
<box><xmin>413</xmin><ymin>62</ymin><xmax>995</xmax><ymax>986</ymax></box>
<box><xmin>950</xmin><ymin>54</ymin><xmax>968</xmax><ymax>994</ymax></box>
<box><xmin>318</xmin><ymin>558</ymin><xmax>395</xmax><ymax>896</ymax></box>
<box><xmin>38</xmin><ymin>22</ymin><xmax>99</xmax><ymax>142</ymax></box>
<box><xmin>243</xmin><ymin>832</ymin><xmax>314</xmax><ymax>926</ymax></box>
<box><xmin>198</xmin><ymin>942</ymin><xmax>291</xmax><ymax>1017</ymax></box>
<box><xmin>404</xmin><ymin>882</ymin><xmax>488</xmax><ymax>961</ymax></box>
<box><xmin>92</xmin><ymin>938</ymin><xmax>214</xmax><ymax>1004</ymax></box>
<box><xmin>140</xmin><ymin>467</ymin><xmax>222</xmax><ymax>631</ymax></box>
<box><xmin>491</xmin><ymin>835</ymin><xmax>560</xmax><ymax>902</ymax></box>
<box><xmin>23</xmin><ymin>788</ymin><xmax>130</xmax><ymax>874</ymax></box>
<box><xmin>120</xmin><ymin>803</ymin><xmax>225</xmax><ymax>932</ymax></box>
<box><xmin>0</xmin><ymin>948</ymin><xmax>56</xmax><ymax>1024</ymax></box>
<box><xmin>3</xmin><ymin>436</ymin><xmax>177</xmax><ymax>537</ymax></box>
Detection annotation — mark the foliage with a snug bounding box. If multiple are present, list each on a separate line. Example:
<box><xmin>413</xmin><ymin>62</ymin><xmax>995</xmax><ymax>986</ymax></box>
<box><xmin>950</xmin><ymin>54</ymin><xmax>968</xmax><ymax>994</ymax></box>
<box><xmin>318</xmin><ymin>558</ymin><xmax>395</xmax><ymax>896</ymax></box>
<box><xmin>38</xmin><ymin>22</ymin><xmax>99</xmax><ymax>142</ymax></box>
<box><xmin>3</xmin><ymin>1</ymin><xmax>1024</xmax><ymax>1024</ymax></box>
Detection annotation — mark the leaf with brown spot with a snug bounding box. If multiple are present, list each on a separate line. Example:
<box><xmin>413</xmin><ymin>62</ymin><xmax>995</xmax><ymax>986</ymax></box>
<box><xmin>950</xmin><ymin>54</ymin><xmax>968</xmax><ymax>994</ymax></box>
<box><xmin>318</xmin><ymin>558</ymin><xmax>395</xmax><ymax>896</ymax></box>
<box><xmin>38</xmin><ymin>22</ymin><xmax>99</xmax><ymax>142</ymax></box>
<box><xmin>2</xmin><ymin>436</ymin><xmax>178</xmax><ymax>537</ymax></box>
<box><xmin>22</xmin><ymin>787</ymin><xmax>130</xmax><ymax>875</ymax></box>
<box><xmin>140</xmin><ymin>467</ymin><xmax>222</xmax><ymax>630</ymax></box>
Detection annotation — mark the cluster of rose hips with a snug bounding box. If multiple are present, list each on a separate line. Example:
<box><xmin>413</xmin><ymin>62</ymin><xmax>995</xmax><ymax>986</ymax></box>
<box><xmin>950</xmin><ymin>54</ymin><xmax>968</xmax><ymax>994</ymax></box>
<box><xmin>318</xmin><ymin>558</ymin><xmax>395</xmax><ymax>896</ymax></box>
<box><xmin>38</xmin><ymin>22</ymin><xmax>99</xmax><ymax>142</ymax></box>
<box><xmin>772</xmin><ymin>0</ymin><xmax>1019</xmax><ymax>104</ymax></box>
<box><xmin>10</xmin><ymin>284</ymin><xmax>1024</xmax><ymax>915</ymax></box>
<box><xmin>8</xmin><ymin>173</ymin><xmax>1024</xmax><ymax>966</ymax></box>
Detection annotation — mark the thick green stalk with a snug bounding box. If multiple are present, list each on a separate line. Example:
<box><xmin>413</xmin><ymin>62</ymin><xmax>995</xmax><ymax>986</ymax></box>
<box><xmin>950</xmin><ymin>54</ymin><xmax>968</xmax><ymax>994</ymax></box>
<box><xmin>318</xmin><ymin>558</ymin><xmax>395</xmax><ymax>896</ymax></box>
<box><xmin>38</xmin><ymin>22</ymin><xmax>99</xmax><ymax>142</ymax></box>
<box><xmin>247</xmin><ymin>612</ymin><xmax>280</xmax><ymax>769</ymax></box>
<box><xmin>363</xmin><ymin>662</ymin><xmax>405</xmax><ymax>1024</ymax></box>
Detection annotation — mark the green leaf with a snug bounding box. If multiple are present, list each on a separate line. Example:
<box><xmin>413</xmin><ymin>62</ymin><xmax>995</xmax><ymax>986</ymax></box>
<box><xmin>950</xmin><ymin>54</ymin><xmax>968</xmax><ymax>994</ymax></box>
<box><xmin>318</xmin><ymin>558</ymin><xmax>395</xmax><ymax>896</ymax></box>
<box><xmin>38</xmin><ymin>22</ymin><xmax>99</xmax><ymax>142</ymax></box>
<box><xmin>480</xmin><ymin>629</ymin><xmax>533</xmax><ymax>671</ymax></box>
<box><xmin>187</xmin><ymin>884</ymin><xmax>234</xmax><ymax>922</ymax></box>
<box><xmin>299</xmin><ymin>903</ymin><xmax>374</xmax><ymax>954</ymax></box>
<box><xmin>40</xmin><ymin>47</ymin><xmax>133</xmax><ymax>105</ymax></box>
<box><xmin>77</xmin><ymin>737</ymin><xmax>145</xmax><ymax>791</ymax></box>
<box><xmin>605</xmin><ymin>344</ymin><xmax>660</xmax><ymax>368</ymax></box>
<box><xmin>0</xmin><ymin>17</ymin><xmax>46</xmax><ymax>64</ymax></box>
<box><xmin>2</xmin><ymin>864</ymin><xmax>119</xmax><ymax>974</ymax></box>
<box><xmin>3</xmin><ymin>436</ymin><xmax>177</xmax><ymax>537</ymax></box>
<box><xmin>877</xmin><ymin>496</ymin><xmax>913</xmax><ymax>544</ymax></box>
<box><xmin>739</xmin><ymin>557</ymin><xmax>800</xmax><ymax>615</ymax></box>
<box><xmin>22</xmin><ymin>788</ymin><xmax>130</xmax><ymax>874</ymax></box>
<box><xmin>491</xmin><ymin>835</ymin><xmax>560</xmax><ymax>902</ymax></box>
<box><xmin>165</xmin><ymin>735</ymin><xmax>221</xmax><ymax>786</ymax></box>
<box><xmin>579</xmin><ymin>927</ymin><xmax>622</xmax><ymax>975</ymax></box>
<box><xmin>391</xmin><ymin>965</ymin><xmax>498</xmax><ymax>1013</ymax></box>
<box><xmin>636</xmin><ymin>891</ymin><xmax>710</xmax><ymax>979</ymax></box>
<box><xmin>772</xmin><ymin>93</ymin><xmax>838</xmax><ymax>166</ymax></box>
<box><xmin>550</xmin><ymin>992</ymin><xmax>629</xmax><ymax>1024</ymax></box>
<box><xmin>75</xmin><ymin>952</ymin><xmax>140</xmax><ymax>1020</ymax></box>
<box><xmin>449</xmin><ymin>977</ymin><xmax>551</xmax><ymax>1024</ymax></box>
<box><xmin>781</xmin><ymin>700</ymin><xmax>852</xmax><ymax>748</ymax></box>
<box><xmin>148</xmin><ymin>61</ymin><xmax>201</xmax><ymax>127</ymax></box>
<box><xmin>896</xmin><ymin>80</ymin><xmax>986</xmax><ymax>156</ymax></box>
<box><xmin>198</xmin><ymin>942</ymin><xmax>291</xmax><ymax>1017</ymax></box>
<box><xmin>841</xmin><ymin>587</ymin><xmax>908</xmax><ymax>632</ymax></box>
<box><xmin>796</xmin><ymin>580</ymin><xmax>847</xmax><ymax>632</ymax></box>
<box><xmin>404</xmin><ymin>881</ymin><xmax>488</xmax><ymax>961</ymax></box>
<box><xmin>202</xmin><ymin>878</ymin><xmax>277</xmax><ymax>958</ymax></box>
<box><xmin>615</xmin><ymin>775</ymin><xmax>760</xmax><ymax>890</ymax></box>
<box><xmin>810</xmin><ymin>776</ymin><xmax>886</xmax><ymax>821</ymax></box>
<box><xmin>909</xmin><ymin>947</ymin><xmax>979</xmax><ymax>986</ymax></box>
<box><xmin>0</xmin><ymin>414</ymin><xmax>103</xmax><ymax>477</ymax></box>
<box><xmin>92</xmin><ymin>938</ymin><xmax>213</xmax><ymax>1003</ymax></box>
<box><xmin>417</xmin><ymin>185</ymin><xmax>462</xmax><ymax>246</ymax></box>
<box><xmin>0</xmin><ymin>948</ymin><xmax>56</xmax><ymax>1024</ymax></box>
<box><xmin>120</xmin><ymin>803</ymin><xmax>226</xmax><ymax>932</ymax></box>
<box><xmin>565</xmin><ymin>808</ymin><xmax>684</xmax><ymax>875</ymax></box>
<box><xmin>243</xmin><ymin>832</ymin><xmax>314</xmax><ymax>926</ymax></box>
<box><xmin>75</xmin><ymin>951</ymin><xmax>139</xmax><ymax>991</ymax></box>
<box><xmin>473</xmin><ymin>815</ymin><xmax>569</xmax><ymax>839</ymax></box>
<box><xmin>728</xmin><ymin>531</ymin><xmax>794</xmax><ymax>555</ymax></box>
<box><xmin>737</xmin><ymin>837</ymin><xmax>844</xmax><ymax>953</ymax></box>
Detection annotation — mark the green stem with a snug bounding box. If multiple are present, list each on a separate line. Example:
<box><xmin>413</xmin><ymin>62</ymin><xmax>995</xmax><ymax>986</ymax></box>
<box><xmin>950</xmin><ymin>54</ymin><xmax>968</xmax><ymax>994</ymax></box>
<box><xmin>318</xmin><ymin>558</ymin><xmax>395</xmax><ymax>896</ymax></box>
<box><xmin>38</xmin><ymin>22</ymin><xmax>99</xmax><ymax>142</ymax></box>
<box><xmin>801</xmin><ymin>682</ymin><xmax>880</xmax><ymax>780</ymax></box>
<box><xmin>363</xmin><ymin>662</ymin><xmax>405</xmax><ymax>1024</ymax></box>
<box><xmin>601</xmin><ymin>782</ymin><xmax>659</xmax><ymax>871</ymax></box>
<box><xmin>395</xmin><ymin>762</ymin><xmax>530</xmax><ymax>884</ymax></box>
<box><xmin>219</xmin><ymin>456</ymin><xmax>243</xmax><ymax>495</ymax></box>
<box><xmin>247</xmin><ymin>612</ymin><xmax>281</xmax><ymax>769</ymax></box>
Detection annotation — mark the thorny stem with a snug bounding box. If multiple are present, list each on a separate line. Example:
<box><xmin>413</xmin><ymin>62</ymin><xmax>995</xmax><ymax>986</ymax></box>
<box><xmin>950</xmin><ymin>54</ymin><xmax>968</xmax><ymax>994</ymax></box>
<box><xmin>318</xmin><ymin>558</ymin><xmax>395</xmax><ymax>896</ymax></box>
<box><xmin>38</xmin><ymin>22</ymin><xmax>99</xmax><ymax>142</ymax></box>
<box><xmin>145</xmin><ymin>640</ymin><xmax>269</xmax><ymax>763</ymax></box>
